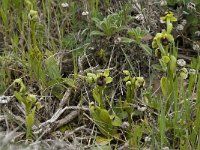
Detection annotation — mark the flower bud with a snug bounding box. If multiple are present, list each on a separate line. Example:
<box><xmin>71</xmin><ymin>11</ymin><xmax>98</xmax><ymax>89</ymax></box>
<box><xmin>180</xmin><ymin>68</ymin><xmax>188</xmax><ymax>79</ymax></box>
<box><xmin>162</xmin><ymin>56</ymin><xmax>170</xmax><ymax>64</ymax></box>
<box><xmin>28</xmin><ymin>10</ymin><xmax>38</xmax><ymax>21</ymax></box>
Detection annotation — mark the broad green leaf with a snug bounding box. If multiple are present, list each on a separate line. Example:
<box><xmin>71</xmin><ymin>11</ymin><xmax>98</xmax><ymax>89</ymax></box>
<box><xmin>120</xmin><ymin>37</ymin><xmax>135</xmax><ymax>43</ymax></box>
<box><xmin>169</xmin><ymin>55</ymin><xmax>177</xmax><ymax>74</ymax></box>
<box><xmin>99</xmin><ymin>109</ymin><xmax>112</xmax><ymax>124</ymax></box>
<box><xmin>139</xmin><ymin>43</ymin><xmax>152</xmax><ymax>56</ymax></box>
<box><xmin>160</xmin><ymin>76</ymin><xmax>169</xmax><ymax>97</ymax></box>
<box><xmin>95</xmin><ymin>136</ymin><xmax>112</xmax><ymax>145</ymax></box>
<box><xmin>64</xmin><ymin>78</ymin><xmax>76</xmax><ymax>88</ymax></box>
<box><xmin>105</xmin><ymin>77</ymin><xmax>113</xmax><ymax>84</ymax></box>
<box><xmin>110</xmin><ymin>115</ymin><xmax>122</xmax><ymax>127</ymax></box>
<box><xmin>93</xmin><ymin>87</ymin><xmax>101</xmax><ymax>104</ymax></box>
<box><xmin>89</xmin><ymin>105</ymin><xmax>117</xmax><ymax>138</ymax></box>
<box><xmin>103</xmin><ymin>69</ymin><xmax>110</xmax><ymax>77</ymax></box>
<box><xmin>87</xmin><ymin>73</ymin><xmax>97</xmax><ymax>81</ymax></box>
<box><xmin>46</xmin><ymin>56</ymin><xmax>62</xmax><ymax>80</ymax></box>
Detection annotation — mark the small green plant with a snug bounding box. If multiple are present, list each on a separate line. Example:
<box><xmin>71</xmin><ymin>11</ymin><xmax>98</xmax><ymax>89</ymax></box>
<box><xmin>87</xmin><ymin>69</ymin><xmax>122</xmax><ymax>142</ymax></box>
<box><xmin>122</xmin><ymin>70</ymin><xmax>145</xmax><ymax>127</ymax></box>
<box><xmin>86</xmin><ymin>69</ymin><xmax>113</xmax><ymax>108</ymax></box>
<box><xmin>90</xmin><ymin>10</ymin><xmax>130</xmax><ymax>37</ymax></box>
<box><xmin>14</xmin><ymin>78</ymin><xmax>42</xmax><ymax>139</ymax></box>
<box><xmin>151</xmin><ymin>11</ymin><xmax>200</xmax><ymax>149</ymax></box>
<box><xmin>120</xmin><ymin>27</ymin><xmax>152</xmax><ymax>56</ymax></box>
<box><xmin>89</xmin><ymin>102</ymin><xmax>122</xmax><ymax>139</ymax></box>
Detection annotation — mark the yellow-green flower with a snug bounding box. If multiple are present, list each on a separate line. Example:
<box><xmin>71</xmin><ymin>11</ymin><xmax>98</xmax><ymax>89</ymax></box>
<box><xmin>152</xmin><ymin>30</ymin><xmax>174</xmax><ymax>49</ymax></box>
<box><xmin>86</xmin><ymin>69</ymin><xmax>113</xmax><ymax>86</ymax></box>
<box><xmin>160</xmin><ymin>11</ymin><xmax>177</xmax><ymax>23</ymax></box>
<box><xmin>160</xmin><ymin>11</ymin><xmax>177</xmax><ymax>33</ymax></box>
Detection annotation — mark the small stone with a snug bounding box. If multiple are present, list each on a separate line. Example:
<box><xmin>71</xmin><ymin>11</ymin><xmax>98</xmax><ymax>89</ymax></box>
<box><xmin>193</xmin><ymin>42</ymin><xmax>200</xmax><ymax>51</ymax></box>
<box><xmin>160</xmin><ymin>0</ymin><xmax>167</xmax><ymax>7</ymax></box>
<box><xmin>121</xmin><ymin>122</ymin><xmax>130</xmax><ymax>129</ymax></box>
<box><xmin>189</xmin><ymin>69</ymin><xmax>196</xmax><ymax>75</ymax></box>
<box><xmin>82</xmin><ymin>11</ymin><xmax>89</xmax><ymax>16</ymax></box>
<box><xmin>177</xmin><ymin>59</ymin><xmax>186</xmax><ymax>67</ymax></box>
<box><xmin>144</xmin><ymin>136</ymin><xmax>151</xmax><ymax>142</ymax></box>
<box><xmin>181</xmin><ymin>19</ymin><xmax>187</xmax><ymax>26</ymax></box>
<box><xmin>195</xmin><ymin>31</ymin><xmax>200</xmax><ymax>37</ymax></box>
<box><xmin>187</xmin><ymin>2</ymin><xmax>196</xmax><ymax>11</ymax></box>
<box><xmin>162</xmin><ymin>147</ymin><xmax>170</xmax><ymax>150</ymax></box>
<box><xmin>61</xmin><ymin>2</ymin><xmax>69</xmax><ymax>8</ymax></box>
<box><xmin>135</xmin><ymin>14</ymin><xmax>144</xmax><ymax>21</ymax></box>
<box><xmin>138</xmin><ymin>106</ymin><xmax>147</xmax><ymax>112</ymax></box>
<box><xmin>176</xmin><ymin>24</ymin><xmax>184</xmax><ymax>31</ymax></box>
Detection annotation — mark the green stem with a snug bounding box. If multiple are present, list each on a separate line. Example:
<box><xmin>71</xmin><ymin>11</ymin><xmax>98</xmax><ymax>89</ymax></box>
<box><xmin>99</xmin><ymin>86</ymin><xmax>104</xmax><ymax>108</ymax></box>
<box><xmin>31</xmin><ymin>21</ymin><xmax>37</xmax><ymax>48</ymax></box>
<box><xmin>127</xmin><ymin>85</ymin><xmax>131</xmax><ymax>103</ymax></box>
<box><xmin>158</xmin><ymin>42</ymin><xmax>166</xmax><ymax>56</ymax></box>
<box><xmin>166</xmin><ymin>19</ymin><xmax>172</xmax><ymax>33</ymax></box>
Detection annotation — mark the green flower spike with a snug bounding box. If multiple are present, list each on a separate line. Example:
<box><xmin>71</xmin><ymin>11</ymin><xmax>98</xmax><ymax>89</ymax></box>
<box><xmin>160</xmin><ymin>11</ymin><xmax>177</xmax><ymax>33</ymax></box>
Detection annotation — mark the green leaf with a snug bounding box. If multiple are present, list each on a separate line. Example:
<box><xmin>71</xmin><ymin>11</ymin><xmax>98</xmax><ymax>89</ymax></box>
<box><xmin>64</xmin><ymin>78</ymin><xmax>76</xmax><ymax>88</ymax></box>
<box><xmin>46</xmin><ymin>56</ymin><xmax>62</xmax><ymax>80</ymax></box>
<box><xmin>99</xmin><ymin>109</ymin><xmax>112</xmax><ymax>125</ymax></box>
<box><xmin>26</xmin><ymin>107</ymin><xmax>36</xmax><ymax>139</ymax></box>
<box><xmin>105</xmin><ymin>77</ymin><xmax>113</xmax><ymax>84</ymax></box>
<box><xmin>120</xmin><ymin>37</ymin><xmax>135</xmax><ymax>43</ymax></box>
<box><xmin>160</xmin><ymin>76</ymin><xmax>169</xmax><ymax>97</ymax></box>
<box><xmin>139</xmin><ymin>43</ymin><xmax>152</xmax><ymax>56</ymax></box>
<box><xmin>103</xmin><ymin>69</ymin><xmax>110</xmax><ymax>77</ymax></box>
<box><xmin>89</xmin><ymin>105</ymin><xmax>117</xmax><ymax>138</ymax></box>
<box><xmin>90</xmin><ymin>30</ymin><xmax>106</xmax><ymax>36</ymax></box>
<box><xmin>93</xmin><ymin>87</ymin><xmax>101</xmax><ymax>104</ymax></box>
<box><xmin>151</xmin><ymin>64</ymin><xmax>163</xmax><ymax>71</ymax></box>
<box><xmin>169</xmin><ymin>55</ymin><xmax>177</xmax><ymax>74</ymax></box>
<box><xmin>91</xmin><ymin>144</ymin><xmax>112</xmax><ymax>150</ymax></box>
<box><xmin>110</xmin><ymin>115</ymin><xmax>122</xmax><ymax>127</ymax></box>
<box><xmin>14</xmin><ymin>91</ymin><xmax>26</xmax><ymax>104</ymax></box>
<box><xmin>95</xmin><ymin>136</ymin><xmax>113</xmax><ymax>145</ymax></box>
<box><xmin>87</xmin><ymin>73</ymin><xmax>97</xmax><ymax>81</ymax></box>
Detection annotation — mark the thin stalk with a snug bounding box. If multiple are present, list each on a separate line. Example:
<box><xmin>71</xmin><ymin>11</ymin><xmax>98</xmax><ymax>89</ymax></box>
<box><xmin>31</xmin><ymin>21</ymin><xmax>37</xmax><ymax>48</ymax></box>
<box><xmin>99</xmin><ymin>86</ymin><xmax>104</xmax><ymax>108</ymax></box>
